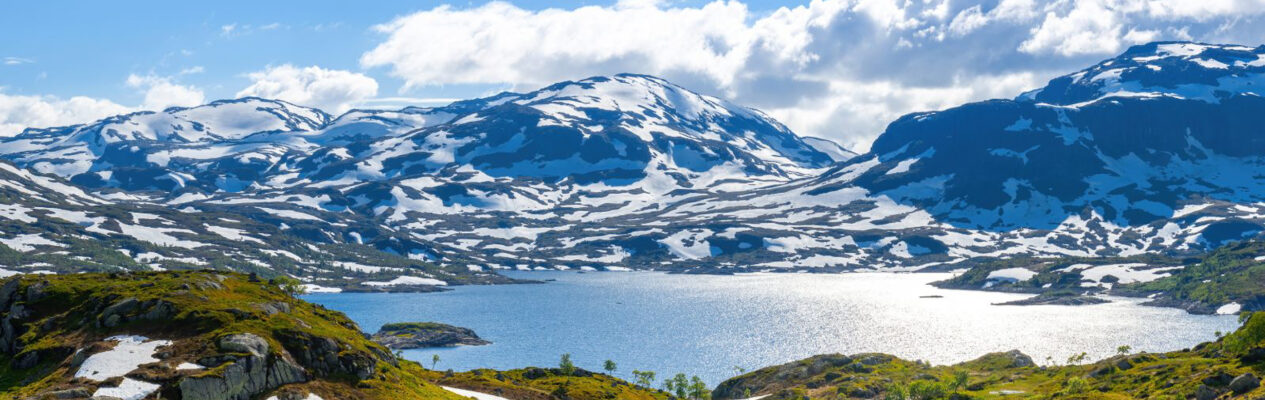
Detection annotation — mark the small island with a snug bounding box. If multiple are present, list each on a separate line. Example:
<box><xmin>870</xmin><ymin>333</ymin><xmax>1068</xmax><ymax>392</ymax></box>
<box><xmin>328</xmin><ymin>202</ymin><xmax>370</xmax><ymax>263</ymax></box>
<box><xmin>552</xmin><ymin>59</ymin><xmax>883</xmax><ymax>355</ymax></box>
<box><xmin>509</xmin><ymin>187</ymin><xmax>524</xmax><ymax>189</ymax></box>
<box><xmin>371</xmin><ymin>322</ymin><xmax>492</xmax><ymax>349</ymax></box>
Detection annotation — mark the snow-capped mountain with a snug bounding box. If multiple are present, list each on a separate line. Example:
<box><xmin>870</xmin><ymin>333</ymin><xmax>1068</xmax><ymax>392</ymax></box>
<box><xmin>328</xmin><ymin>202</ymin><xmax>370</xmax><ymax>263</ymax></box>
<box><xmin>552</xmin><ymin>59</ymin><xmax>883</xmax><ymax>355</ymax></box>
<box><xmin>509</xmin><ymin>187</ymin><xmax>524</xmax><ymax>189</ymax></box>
<box><xmin>853</xmin><ymin>42</ymin><xmax>1265</xmax><ymax>237</ymax></box>
<box><xmin>0</xmin><ymin>74</ymin><xmax>833</xmax><ymax>197</ymax></box>
<box><xmin>3</xmin><ymin>45</ymin><xmax>1265</xmax><ymax>278</ymax></box>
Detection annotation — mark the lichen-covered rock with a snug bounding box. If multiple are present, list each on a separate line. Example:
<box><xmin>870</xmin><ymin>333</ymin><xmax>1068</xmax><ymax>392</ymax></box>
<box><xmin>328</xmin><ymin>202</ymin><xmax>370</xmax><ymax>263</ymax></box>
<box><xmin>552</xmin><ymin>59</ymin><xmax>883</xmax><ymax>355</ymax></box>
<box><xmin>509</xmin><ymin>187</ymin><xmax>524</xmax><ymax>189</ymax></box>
<box><xmin>220</xmin><ymin>333</ymin><xmax>270</xmax><ymax>358</ymax></box>
<box><xmin>178</xmin><ymin>354</ymin><xmax>307</xmax><ymax>400</ymax></box>
<box><xmin>275</xmin><ymin>328</ymin><xmax>383</xmax><ymax>380</ymax></box>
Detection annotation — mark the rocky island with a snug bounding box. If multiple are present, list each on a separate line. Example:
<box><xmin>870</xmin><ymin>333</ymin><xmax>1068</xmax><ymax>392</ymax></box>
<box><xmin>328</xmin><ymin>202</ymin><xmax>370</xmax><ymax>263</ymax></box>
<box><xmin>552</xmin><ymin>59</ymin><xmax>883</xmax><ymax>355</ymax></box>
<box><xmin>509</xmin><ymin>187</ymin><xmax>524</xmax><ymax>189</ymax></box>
<box><xmin>371</xmin><ymin>322</ymin><xmax>491</xmax><ymax>349</ymax></box>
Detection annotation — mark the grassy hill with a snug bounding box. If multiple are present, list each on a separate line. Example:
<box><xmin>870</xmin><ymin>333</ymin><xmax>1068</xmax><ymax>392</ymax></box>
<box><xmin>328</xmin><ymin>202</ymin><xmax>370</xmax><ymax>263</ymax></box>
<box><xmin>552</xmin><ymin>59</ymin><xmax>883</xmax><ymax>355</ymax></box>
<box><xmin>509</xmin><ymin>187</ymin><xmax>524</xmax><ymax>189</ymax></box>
<box><xmin>0</xmin><ymin>271</ymin><xmax>665</xmax><ymax>400</ymax></box>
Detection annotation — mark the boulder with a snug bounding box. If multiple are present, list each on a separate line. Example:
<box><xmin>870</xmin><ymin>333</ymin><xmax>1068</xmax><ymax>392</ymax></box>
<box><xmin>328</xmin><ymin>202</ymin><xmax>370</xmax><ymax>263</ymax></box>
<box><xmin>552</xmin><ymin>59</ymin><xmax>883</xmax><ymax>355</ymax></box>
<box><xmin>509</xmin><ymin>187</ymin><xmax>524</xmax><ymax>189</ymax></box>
<box><xmin>99</xmin><ymin>298</ymin><xmax>139</xmax><ymax>328</ymax></box>
<box><xmin>1194</xmin><ymin>384</ymin><xmax>1218</xmax><ymax>400</ymax></box>
<box><xmin>1230</xmin><ymin>373</ymin><xmax>1260</xmax><ymax>394</ymax></box>
<box><xmin>219</xmin><ymin>333</ymin><xmax>270</xmax><ymax>358</ymax></box>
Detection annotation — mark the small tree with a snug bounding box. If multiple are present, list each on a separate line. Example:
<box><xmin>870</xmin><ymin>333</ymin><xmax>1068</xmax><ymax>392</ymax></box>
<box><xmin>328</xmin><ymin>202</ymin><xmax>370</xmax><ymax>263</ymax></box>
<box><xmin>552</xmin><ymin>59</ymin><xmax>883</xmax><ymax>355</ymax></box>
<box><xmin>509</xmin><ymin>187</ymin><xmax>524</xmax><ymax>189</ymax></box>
<box><xmin>632</xmin><ymin>370</ymin><xmax>656</xmax><ymax>388</ymax></box>
<box><xmin>273</xmin><ymin>276</ymin><xmax>306</xmax><ymax>296</ymax></box>
<box><xmin>688</xmin><ymin>375</ymin><xmax>710</xmax><ymax>400</ymax></box>
<box><xmin>1116</xmin><ymin>345</ymin><xmax>1132</xmax><ymax>355</ymax></box>
<box><xmin>559</xmin><ymin>353</ymin><xmax>576</xmax><ymax>375</ymax></box>
<box><xmin>603</xmin><ymin>359</ymin><xmax>617</xmax><ymax>374</ymax></box>
<box><xmin>664</xmin><ymin>373</ymin><xmax>689</xmax><ymax>399</ymax></box>
<box><xmin>950</xmin><ymin>369</ymin><xmax>969</xmax><ymax>393</ymax></box>
<box><xmin>1066</xmin><ymin>352</ymin><xmax>1088</xmax><ymax>364</ymax></box>
<box><xmin>432</xmin><ymin>354</ymin><xmax>441</xmax><ymax>369</ymax></box>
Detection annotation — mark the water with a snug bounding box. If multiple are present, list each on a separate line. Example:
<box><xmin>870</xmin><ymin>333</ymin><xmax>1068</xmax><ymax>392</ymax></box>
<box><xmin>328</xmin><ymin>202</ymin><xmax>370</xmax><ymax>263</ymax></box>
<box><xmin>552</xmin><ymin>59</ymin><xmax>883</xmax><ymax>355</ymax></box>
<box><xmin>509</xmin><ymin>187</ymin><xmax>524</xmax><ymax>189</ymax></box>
<box><xmin>303</xmin><ymin>271</ymin><xmax>1240</xmax><ymax>385</ymax></box>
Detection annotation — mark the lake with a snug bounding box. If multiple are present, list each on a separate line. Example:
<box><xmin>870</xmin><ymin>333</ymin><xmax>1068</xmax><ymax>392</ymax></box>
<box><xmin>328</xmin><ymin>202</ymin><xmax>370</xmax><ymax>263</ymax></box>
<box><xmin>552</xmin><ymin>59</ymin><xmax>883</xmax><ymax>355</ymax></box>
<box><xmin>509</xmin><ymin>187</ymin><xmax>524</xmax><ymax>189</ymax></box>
<box><xmin>303</xmin><ymin>271</ymin><xmax>1240</xmax><ymax>386</ymax></box>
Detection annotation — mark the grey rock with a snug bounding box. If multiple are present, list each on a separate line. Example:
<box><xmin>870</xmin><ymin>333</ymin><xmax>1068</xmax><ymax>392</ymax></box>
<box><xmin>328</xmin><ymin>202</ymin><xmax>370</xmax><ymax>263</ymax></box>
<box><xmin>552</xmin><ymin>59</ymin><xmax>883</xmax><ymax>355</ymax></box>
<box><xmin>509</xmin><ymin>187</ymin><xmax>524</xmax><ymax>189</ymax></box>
<box><xmin>256</xmin><ymin>302</ymin><xmax>291</xmax><ymax>315</ymax></box>
<box><xmin>1231</xmin><ymin>373</ymin><xmax>1260</xmax><ymax>394</ymax></box>
<box><xmin>24</xmin><ymin>280</ymin><xmax>49</xmax><ymax>302</ymax></box>
<box><xmin>138</xmin><ymin>301</ymin><xmax>176</xmax><ymax>321</ymax></box>
<box><xmin>1195</xmin><ymin>384</ymin><xmax>1219</xmax><ymax>400</ymax></box>
<box><xmin>99</xmin><ymin>298</ymin><xmax>139</xmax><ymax>328</ymax></box>
<box><xmin>219</xmin><ymin>333</ymin><xmax>270</xmax><ymax>357</ymax></box>
<box><xmin>43</xmin><ymin>387</ymin><xmax>91</xmax><ymax>399</ymax></box>
<box><xmin>178</xmin><ymin>355</ymin><xmax>307</xmax><ymax>400</ymax></box>
<box><xmin>0</xmin><ymin>278</ymin><xmax>20</xmax><ymax>311</ymax></box>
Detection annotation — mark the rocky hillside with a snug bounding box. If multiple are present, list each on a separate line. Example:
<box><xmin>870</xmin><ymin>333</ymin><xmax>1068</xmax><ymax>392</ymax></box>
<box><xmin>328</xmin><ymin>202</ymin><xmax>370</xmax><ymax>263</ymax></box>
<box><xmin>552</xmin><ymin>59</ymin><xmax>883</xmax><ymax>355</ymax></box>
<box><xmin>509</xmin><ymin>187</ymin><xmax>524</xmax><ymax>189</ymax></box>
<box><xmin>714</xmin><ymin>312</ymin><xmax>1265</xmax><ymax>399</ymax></box>
<box><xmin>0</xmin><ymin>272</ymin><xmax>667</xmax><ymax>400</ymax></box>
<box><xmin>933</xmin><ymin>238</ymin><xmax>1265</xmax><ymax>314</ymax></box>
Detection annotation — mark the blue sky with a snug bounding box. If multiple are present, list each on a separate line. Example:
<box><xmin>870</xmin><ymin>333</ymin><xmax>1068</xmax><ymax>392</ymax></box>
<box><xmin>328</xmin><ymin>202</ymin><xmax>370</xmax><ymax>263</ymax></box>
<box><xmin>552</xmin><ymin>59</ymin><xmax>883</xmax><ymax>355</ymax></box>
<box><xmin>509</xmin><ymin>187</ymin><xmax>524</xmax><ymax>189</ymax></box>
<box><xmin>4</xmin><ymin>0</ymin><xmax>1265</xmax><ymax>150</ymax></box>
<box><xmin>1</xmin><ymin>0</ymin><xmax>800</xmax><ymax>104</ymax></box>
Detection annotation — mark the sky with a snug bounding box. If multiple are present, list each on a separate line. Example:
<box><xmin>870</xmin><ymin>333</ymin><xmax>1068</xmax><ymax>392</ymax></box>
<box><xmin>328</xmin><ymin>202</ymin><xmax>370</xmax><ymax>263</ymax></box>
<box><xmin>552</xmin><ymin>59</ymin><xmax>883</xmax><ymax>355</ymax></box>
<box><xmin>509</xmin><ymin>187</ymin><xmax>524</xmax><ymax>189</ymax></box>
<box><xmin>3</xmin><ymin>0</ymin><xmax>1265</xmax><ymax>152</ymax></box>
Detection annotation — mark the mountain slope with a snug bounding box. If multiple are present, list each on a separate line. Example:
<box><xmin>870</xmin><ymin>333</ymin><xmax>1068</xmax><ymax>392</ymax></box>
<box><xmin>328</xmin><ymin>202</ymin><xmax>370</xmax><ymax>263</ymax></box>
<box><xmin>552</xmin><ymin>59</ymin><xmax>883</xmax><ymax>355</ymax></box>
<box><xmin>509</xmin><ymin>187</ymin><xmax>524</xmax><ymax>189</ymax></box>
<box><xmin>4</xmin><ymin>46</ymin><xmax>1265</xmax><ymax>276</ymax></box>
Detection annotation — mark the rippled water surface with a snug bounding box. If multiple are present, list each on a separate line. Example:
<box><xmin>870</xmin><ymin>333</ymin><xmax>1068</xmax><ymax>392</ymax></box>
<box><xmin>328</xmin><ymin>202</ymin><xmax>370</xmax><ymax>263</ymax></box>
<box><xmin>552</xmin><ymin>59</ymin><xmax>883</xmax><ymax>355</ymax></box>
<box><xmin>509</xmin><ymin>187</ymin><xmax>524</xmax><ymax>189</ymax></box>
<box><xmin>304</xmin><ymin>271</ymin><xmax>1239</xmax><ymax>385</ymax></box>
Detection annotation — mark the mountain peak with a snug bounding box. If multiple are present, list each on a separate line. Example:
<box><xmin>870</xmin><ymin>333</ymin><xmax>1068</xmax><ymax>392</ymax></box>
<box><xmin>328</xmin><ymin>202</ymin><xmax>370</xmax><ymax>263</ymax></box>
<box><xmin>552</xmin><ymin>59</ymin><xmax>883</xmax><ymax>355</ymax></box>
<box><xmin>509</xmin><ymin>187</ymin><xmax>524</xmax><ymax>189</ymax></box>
<box><xmin>1020</xmin><ymin>41</ymin><xmax>1265</xmax><ymax>106</ymax></box>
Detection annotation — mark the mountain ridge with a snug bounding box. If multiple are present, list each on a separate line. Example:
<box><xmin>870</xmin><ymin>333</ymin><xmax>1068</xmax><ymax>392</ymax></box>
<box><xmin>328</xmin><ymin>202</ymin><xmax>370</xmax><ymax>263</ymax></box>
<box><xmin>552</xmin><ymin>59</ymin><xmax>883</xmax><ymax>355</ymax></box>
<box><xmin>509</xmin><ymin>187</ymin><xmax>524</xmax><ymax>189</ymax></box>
<box><xmin>2</xmin><ymin>44</ymin><xmax>1265</xmax><ymax>285</ymax></box>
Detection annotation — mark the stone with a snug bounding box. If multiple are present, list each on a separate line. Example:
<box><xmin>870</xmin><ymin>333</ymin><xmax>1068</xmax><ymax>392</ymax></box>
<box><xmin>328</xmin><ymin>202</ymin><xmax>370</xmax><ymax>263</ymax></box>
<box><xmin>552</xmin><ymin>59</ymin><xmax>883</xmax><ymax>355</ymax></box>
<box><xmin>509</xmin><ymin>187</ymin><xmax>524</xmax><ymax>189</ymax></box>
<box><xmin>178</xmin><ymin>355</ymin><xmax>307</xmax><ymax>400</ymax></box>
<box><xmin>219</xmin><ymin>333</ymin><xmax>270</xmax><ymax>357</ymax></box>
<box><xmin>1194</xmin><ymin>384</ymin><xmax>1219</xmax><ymax>400</ymax></box>
<box><xmin>43</xmin><ymin>388</ymin><xmax>91</xmax><ymax>399</ymax></box>
<box><xmin>1231</xmin><ymin>373</ymin><xmax>1260</xmax><ymax>394</ymax></box>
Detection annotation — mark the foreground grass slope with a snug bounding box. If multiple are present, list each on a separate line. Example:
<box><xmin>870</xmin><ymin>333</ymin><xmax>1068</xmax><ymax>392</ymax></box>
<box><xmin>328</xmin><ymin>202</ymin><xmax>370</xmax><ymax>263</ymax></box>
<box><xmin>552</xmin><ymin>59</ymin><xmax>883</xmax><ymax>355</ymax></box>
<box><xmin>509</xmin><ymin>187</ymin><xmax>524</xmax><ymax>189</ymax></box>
<box><xmin>715</xmin><ymin>313</ymin><xmax>1265</xmax><ymax>399</ymax></box>
<box><xmin>0</xmin><ymin>271</ymin><xmax>663</xmax><ymax>400</ymax></box>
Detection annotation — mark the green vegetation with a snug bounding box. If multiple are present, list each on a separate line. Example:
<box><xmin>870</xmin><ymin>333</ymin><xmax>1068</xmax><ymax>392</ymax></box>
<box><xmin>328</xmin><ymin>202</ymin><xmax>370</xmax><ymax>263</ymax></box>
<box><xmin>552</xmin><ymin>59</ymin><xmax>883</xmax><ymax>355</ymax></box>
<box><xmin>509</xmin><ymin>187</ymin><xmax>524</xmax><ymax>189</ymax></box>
<box><xmin>937</xmin><ymin>239</ymin><xmax>1265</xmax><ymax>315</ymax></box>
<box><xmin>1127</xmin><ymin>240</ymin><xmax>1265</xmax><ymax>313</ymax></box>
<box><xmin>0</xmin><ymin>272</ymin><xmax>665</xmax><ymax>400</ymax></box>
<box><xmin>422</xmin><ymin>366</ymin><xmax>673</xmax><ymax>400</ymax></box>
<box><xmin>713</xmin><ymin>313</ymin><xmax>1265</xmax><ymax>399</ymax></box>
<box><xmin>560</xmin><ymin>353</ymin><xmax>577</xmax><ymax>375</ymax></box>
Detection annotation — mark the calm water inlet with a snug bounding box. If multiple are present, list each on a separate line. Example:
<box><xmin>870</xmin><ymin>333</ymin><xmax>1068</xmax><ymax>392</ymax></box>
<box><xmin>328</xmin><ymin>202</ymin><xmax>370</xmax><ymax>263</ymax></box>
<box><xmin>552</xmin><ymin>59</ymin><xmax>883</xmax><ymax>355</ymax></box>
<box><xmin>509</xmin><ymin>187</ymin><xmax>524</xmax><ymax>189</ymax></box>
<box><xmin>304</xmin><ymin>271</ymin><xmax>1240</xmax><ymax>385</ymax></box>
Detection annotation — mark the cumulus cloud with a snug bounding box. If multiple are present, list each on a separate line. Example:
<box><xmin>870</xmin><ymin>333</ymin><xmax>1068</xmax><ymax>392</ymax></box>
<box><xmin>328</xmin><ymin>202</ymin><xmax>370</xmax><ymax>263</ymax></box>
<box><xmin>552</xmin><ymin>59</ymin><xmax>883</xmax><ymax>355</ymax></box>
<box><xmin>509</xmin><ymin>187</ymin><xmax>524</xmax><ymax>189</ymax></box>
<box><xmin>126</xmin><ymin>74</ymin><xmax>206</xmax><ymax>111</ymax></box>
<box><xmin>0</xmin><ymin>92</ymin><xmax>131</xmax><ymax>136</ymax></box>
<box><xmin>360</xmin><ymin>0</ymin><xmax>1265</xmax><ymax>152</ymax></box>
<box><xmin>236</xmin><ymin>65</ymin><xmax>378</xmax><ymax>114</ymax></box>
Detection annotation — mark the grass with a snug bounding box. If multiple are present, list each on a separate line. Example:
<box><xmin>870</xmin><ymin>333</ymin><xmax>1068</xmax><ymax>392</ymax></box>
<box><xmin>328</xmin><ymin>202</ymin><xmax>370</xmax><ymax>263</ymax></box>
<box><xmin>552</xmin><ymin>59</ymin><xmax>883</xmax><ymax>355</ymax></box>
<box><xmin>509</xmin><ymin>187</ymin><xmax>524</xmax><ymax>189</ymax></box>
<box><xmin>716</xmin><ymin>313</ymin><xmax>1265</xmax><ymax>399</ymax></box>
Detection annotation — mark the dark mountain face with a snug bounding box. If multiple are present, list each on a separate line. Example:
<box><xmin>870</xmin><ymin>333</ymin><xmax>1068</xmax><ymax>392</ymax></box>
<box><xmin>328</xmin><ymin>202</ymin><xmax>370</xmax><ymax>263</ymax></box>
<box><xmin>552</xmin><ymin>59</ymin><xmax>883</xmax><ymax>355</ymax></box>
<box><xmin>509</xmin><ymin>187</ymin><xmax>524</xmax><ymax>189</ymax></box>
<box><xmin>851</xmin><ymin>42</ymin><xmax>1265</xmax><ymax>234</ymax></box>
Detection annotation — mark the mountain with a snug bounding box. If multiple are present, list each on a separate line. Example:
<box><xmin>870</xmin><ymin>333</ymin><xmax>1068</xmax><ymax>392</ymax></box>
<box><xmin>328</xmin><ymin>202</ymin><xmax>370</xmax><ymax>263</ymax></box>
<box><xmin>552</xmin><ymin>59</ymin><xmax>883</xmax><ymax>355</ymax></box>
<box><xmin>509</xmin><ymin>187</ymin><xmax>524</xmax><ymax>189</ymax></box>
<box><xmin>0</xmin><ymin>74</ymin><xmax>833</xmax><ymax>196</ymax></box>
<box><xmin>856</xmin><ymin>42</ymin><xmax>1265</xmax><ymax>233</ymax></box>
<box><xmin>3</xmin><ymin>47</ymin><xmax>1265</xmax><ymax>279</ymax></box>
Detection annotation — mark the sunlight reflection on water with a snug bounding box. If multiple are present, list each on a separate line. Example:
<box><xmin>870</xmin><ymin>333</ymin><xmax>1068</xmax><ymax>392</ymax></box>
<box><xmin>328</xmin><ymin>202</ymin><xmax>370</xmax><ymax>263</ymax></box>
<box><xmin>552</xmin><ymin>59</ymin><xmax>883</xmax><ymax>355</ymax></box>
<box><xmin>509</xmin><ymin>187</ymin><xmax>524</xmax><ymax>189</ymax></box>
<box><xmin>305</xmin><ymin>271</ymin><xmax>1239</xmax><ymax>385</ymax></box>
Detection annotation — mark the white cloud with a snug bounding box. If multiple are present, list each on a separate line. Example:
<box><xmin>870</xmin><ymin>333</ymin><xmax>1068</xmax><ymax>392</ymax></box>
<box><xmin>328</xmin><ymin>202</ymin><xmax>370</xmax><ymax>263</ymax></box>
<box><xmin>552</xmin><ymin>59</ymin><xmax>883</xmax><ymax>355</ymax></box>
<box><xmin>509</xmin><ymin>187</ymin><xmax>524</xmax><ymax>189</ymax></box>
<box><xmin>126</xmin><ymin>74</ymin><xmax>205</xmax><ymax>111</ymax></box>
<box><xmin>0</xmin><ymin>92</ymin><xmax>131</xmax><ymax>136</ymax></box>
<box><xmin>360</xmin><ymin>0</ymin><xmax>1265</xmax><ymax>152</ymax></box>
<box><xmin>236</xmin><ymin>65</ymin><xmax>378</xmax><ymax>114</ymax></box>
<box><xmin>3</xmin><ymin>57</ymin><xmax>34</xmax><ymax>66</ymax></box>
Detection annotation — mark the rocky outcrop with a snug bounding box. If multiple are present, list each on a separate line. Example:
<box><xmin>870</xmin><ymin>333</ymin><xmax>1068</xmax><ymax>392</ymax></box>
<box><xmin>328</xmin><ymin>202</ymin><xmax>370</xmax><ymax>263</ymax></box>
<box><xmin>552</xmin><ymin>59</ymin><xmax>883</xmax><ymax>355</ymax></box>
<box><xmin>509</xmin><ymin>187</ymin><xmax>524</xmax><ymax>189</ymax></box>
<box><xmin>177</xmin><ymin>333</ymin><xmax>307</xmax><ymax>400</ymax></box>
<box><xmin>275</xmin><ymin>328</ymin><xmax>390</xmax><ymax>380</ymax></box>
<box><xmin>370</xmin><ymin>322</ymin><xmax>491</xmax><ymax>349</ymax></box>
